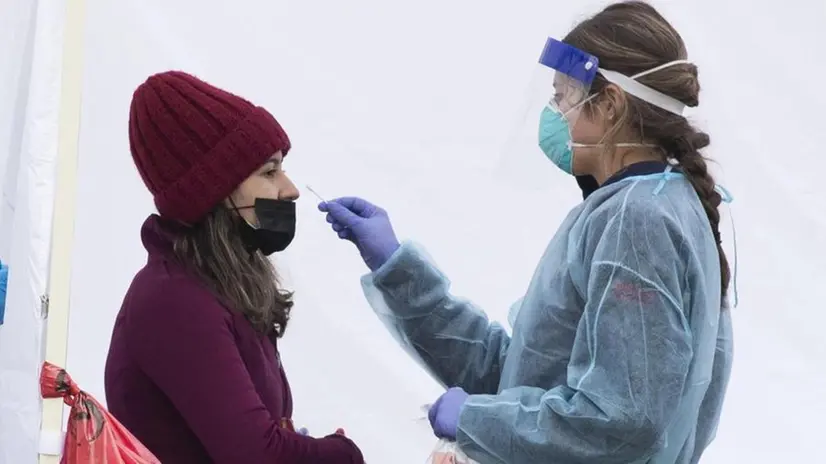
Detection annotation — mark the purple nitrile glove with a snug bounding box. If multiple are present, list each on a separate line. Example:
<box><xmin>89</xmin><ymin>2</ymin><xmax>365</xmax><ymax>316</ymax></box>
<box><xmin>318</xmin><ymin>197</ymin><xmax>401</xmax><ymax>272</ymax></box>
<box><xmin>297</xmin><ymin>427</ymin><xmax>309</xmax><ymax>436</ymax></box>
<box><xmin>428</xmin><ymin>387</ymin><xmax>469</xmax><ymax>441</ymax></box>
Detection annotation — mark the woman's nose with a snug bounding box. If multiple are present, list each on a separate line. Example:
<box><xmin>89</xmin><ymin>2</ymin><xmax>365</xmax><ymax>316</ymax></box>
<box><xmin>279</xmin><ymin>176</ymin><xmax>300</xmax><ymax>201</ymax></box>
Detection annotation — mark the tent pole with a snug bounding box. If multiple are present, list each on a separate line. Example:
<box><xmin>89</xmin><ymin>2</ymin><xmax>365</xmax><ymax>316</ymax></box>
<box><xmin>38</xmin><ymin>0</ymin><xmax>87</xmax><ymax>461</ymax></box>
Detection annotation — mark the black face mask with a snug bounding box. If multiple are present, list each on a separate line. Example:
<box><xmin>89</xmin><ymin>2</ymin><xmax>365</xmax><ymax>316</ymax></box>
<box><xmin>235</xmin><ymin>199</ymin><xmax>296</xmax><ymax>256</ymax></box>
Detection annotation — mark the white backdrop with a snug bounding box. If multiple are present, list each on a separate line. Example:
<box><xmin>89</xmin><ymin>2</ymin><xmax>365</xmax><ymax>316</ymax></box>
<box><xmin>0</xmin><ymin>0</ymin><xmax>65</xmax><ymax>461</ymax></box>
<box><xmin>2</xmin><ymin>0</ymin><xmax>825</xmax><ymax>462</ymax></box>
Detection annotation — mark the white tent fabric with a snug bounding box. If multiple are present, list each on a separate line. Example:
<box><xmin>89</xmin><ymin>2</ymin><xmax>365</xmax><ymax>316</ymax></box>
<box><xmin>0</xmin><ymin>0</ymin><xmax>66</xmax><ymax>461</ymax></box>
<box><xmin>1</xmin><ymin>0</ymin><xmax>824</xmax><ymax>463</ymax></box>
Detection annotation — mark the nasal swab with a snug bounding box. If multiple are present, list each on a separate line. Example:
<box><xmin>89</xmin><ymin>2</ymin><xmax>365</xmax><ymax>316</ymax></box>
<box><xmin>306</xmin><ymin>184</ymin><xmax>327</xmax><ymax>203</ymax></box>
<box><xmin>307</xmin><ymin>184</ymin><xmax>350</xmax><ymax>233</ymax></box>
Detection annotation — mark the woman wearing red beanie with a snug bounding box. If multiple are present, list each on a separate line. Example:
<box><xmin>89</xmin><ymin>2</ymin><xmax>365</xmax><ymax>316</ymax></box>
<box><xmin>103</xmin><ymin>70</ymin><xmax>365</xmax><ymax>463</ymax></box>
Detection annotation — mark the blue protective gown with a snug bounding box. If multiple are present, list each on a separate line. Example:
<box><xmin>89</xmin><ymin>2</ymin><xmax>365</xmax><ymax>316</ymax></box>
<box><xmin>0</xmin><ymin>260</ymin><xmax>7</xmax><ymax>325</ymax></box>
<box><xmin>361</xmin><ymin>163</ymin><xmax>733</xmax><ymax>463</ymax></box>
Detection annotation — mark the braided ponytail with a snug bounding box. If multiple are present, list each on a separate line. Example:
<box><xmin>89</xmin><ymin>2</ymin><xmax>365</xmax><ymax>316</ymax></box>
<box><xmin>661</xmin><ymin>124</ymin><xmax>731</xmax><ymax>302</ymax></box>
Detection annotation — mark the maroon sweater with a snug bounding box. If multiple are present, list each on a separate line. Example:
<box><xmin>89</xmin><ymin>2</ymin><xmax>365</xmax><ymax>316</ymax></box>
<box><xmin>104</xmin><ymin>215</ymin><xmax>364</xmax><ymax>463</ymax></box>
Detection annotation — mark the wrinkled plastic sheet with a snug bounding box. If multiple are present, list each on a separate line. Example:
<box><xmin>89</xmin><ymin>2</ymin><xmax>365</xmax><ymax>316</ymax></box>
<box><xmin>426</xmin><ymin>439</ymin><xmax>478</xmax><ymax>464</ymax></box>
<box><xmin>40</xmin><ymin>362</ymin><xmax>160</xmax><ymax>464</ymax></box>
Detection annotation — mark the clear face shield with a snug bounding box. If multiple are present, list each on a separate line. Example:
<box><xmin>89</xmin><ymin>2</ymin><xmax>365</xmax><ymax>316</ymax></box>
<box><xmin>497</xmin><ymin>38</ymin><xmax>599</xmax><ymax>191</ymax></box>
<box><xmin>497</xmin><ymin>37</ymin><xmax>690</xmax><ymax>194</ymax></box>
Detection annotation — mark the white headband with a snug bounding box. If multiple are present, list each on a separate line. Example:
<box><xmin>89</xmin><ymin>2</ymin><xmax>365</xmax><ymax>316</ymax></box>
<box><xmin>597</xmin><ymin>60</ymin><xmax>692</xmax><ymax>116</ymax></box>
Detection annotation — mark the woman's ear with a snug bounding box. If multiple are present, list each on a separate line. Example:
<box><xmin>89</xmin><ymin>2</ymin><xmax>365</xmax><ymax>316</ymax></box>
<box><xmin>599</xmin><ymin>83</ymin><xmax>627</xmax><ymax>122</ymax></box>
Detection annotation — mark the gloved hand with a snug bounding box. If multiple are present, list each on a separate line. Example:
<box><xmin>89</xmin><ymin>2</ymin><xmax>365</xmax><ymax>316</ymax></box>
<box><xmin>318</xmin><ymin>197</ymin><xmax>400</xmax><ymax>272</ymax></box>
<box><xmin>297</xmin><ymin>427</ymin><xmax>309</xmax><ymax>435</ymax></box>
<box><xmin>428</xmin><ymin>387</ymin><xmax>469</xmax><ymax>440</ymax></box>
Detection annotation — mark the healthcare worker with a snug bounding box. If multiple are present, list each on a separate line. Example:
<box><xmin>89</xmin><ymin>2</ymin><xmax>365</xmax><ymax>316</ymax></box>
<box><xmin>320</xmin><ymin>2</ymin><xmax>733</xmax><ymax>463</ymax></box>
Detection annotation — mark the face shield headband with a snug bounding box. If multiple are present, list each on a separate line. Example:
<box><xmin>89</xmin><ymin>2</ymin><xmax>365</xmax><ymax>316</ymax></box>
<box><xmin>539</xmin><ymin>37</ymin><xmax>691</xmax><ymax>118</ymax></box>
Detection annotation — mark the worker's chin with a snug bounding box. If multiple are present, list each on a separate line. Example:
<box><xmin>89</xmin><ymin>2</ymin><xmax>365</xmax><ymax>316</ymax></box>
<box><xmin>571</xmin><ymin>146</ymin><xmax>600</xmax><ymax>176</ymax></box>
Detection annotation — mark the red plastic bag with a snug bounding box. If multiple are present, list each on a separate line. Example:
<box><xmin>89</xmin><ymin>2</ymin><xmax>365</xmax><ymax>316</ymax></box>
<box><xmin>40</xmin><ymin>362</ymin><xmax>161</xmax><ymax>464</ymax></box>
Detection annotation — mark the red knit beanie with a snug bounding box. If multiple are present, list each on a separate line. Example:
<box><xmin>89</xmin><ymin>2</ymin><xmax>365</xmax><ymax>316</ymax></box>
<box><xmin>128</xmin><ymin>70</ymin><xmax>291</xmax><ymax>224</ymax></box>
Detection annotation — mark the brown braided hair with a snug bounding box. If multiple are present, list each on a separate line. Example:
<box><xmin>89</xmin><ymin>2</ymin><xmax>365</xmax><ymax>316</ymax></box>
<box><xmin>564</xmin><ymin>1</ymin><xmax>731</xmax><ymax>303</ymax></box>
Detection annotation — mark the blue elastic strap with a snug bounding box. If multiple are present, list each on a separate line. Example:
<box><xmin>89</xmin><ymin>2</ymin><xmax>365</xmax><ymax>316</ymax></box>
<box><xmin>713</xmin><ymin>185</ymin><xmax>738</xmax><ymax>308</ymax></box>
<box><xmin>652</xmin><ymin>165</ymin><xmax>674</xmax><ymax>195</ymax></box>
<box><xmin>715</xmin><ymin>184</ymin><xmax>734</xmax><ymax>203</ymax></box>
<box><xmin>730</xmin><ymin>209</ymin><xmax>739</xmax><ymax>308</ymax></box>
<box><xmin>538</xmin><ymin>37</ymin><xmax>599</xmax><ymax>85</ymax></box>
<box><xmin>0</xmin><ymin>260</ymin><xmax>8</xmax><ymax>325</ymax></box>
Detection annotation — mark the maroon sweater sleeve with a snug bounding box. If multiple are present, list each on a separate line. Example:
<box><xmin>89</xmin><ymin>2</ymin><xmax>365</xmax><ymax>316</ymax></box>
<box><xmin>125</xmin><ymin>274</ymin><xmax>364</xmax><ymax>464</ymax></box>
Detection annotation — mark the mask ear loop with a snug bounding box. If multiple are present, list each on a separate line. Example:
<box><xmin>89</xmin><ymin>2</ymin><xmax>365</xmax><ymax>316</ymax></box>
<box><xmin>566</xmin><ymin>93</ymin><xmax>605</xmax><ymax>152</ymax></box>
<box><xmin>228</xmin><ymin>197</ymin><xmax>259</xmax><ymax>229</ymax></box>
<box><xmin>561</xmin><ymin>93</ymin><xmax>599</xmax><ymax>118</ymax></box>
<box><xmin>228</xmin><ymin>197</ymin><xmax>263</xmax><ymax>258</ymax></box>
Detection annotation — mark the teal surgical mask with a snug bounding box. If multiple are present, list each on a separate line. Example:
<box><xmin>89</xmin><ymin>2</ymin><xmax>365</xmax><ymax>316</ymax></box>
<box><xmin>538</xmin><ymin>104</ymin><xmax>576</xmax><ymax>174</ymax></box>
<box><xmin>538</xmin><ymin>103</ymin><xmax>655</xmax><ymax>176</ymax></box>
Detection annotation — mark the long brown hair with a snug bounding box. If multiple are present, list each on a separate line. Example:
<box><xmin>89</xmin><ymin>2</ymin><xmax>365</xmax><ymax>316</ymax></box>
<box><xmin>171</xmin><ymin>205</ymin><xmax>293</xmax><ymax>336</ymax></box>
<box><xmin>564</xmin><ymin>1</ymin><xmax>731</xmax><ymax>303</ymax></box>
